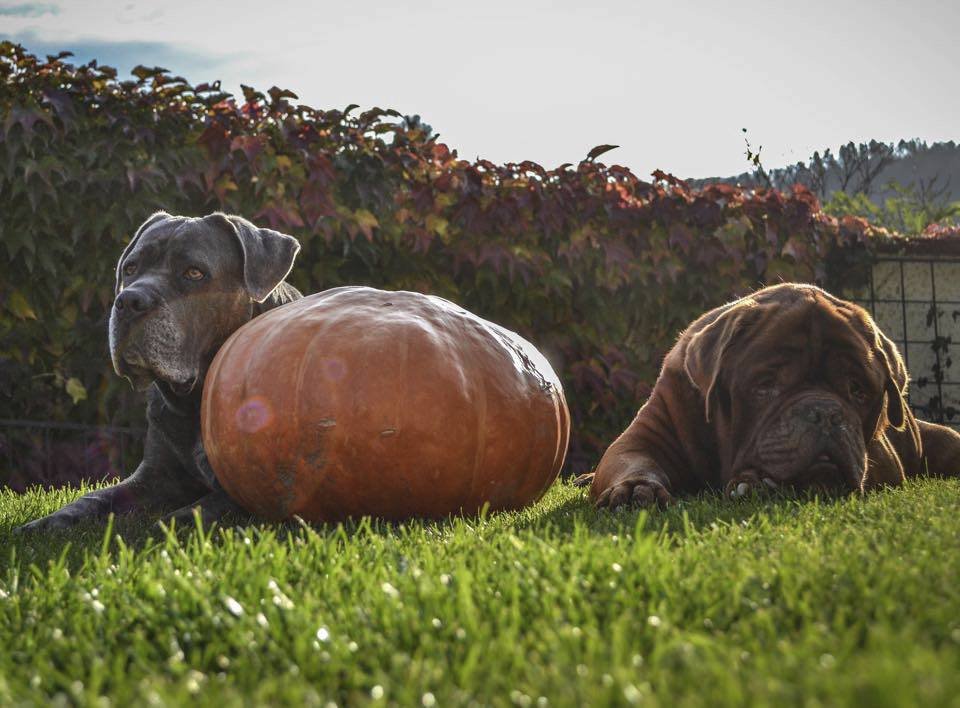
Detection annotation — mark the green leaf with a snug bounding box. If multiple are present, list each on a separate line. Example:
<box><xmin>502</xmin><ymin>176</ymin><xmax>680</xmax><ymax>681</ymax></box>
<box><xmin>425</xmin><ymin>214</ymin><xmax>449</xmax><ymax>238</ymax></box>
<box><xmin>354</xmin><ymin>209</ymin><xmax>379</xmax><ymax>241</ymax></box>
<box><xmin>7</xmin><ymin>291</ymin><xmax>37</xmax><ymax>320</ymax></box>
<box><xmin>65</xmin><ymin>376</ymin><xmax>88</xmax><ymax>404</ymax></box>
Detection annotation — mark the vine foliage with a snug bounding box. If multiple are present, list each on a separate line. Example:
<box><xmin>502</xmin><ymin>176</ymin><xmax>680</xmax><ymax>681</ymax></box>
<box><xmin>0</xmin><ymin>43</ymin><xmax>884</xmax><ymax>474</ymax></box>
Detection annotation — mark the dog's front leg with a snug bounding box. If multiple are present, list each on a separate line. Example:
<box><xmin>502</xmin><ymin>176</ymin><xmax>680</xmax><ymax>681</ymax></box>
<box><xmin>14</xmin><ymin>431</ymin><xmax>208</xmax><ymax>533</ymax></box>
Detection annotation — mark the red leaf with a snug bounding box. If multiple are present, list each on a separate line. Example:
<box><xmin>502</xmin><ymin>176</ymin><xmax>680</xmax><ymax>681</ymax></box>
<box><xmin>585</xmin><ymin>144</ymin><xmax>619</xmax><ymax>162</ymax></box>
<box><xmin>230</xmin><ymin>135</ymin><xmax>265</xmax><ymax>164</ymax></box>
<box><xmin>668</xmin><ymin>223</ymin><xmax>693</xmax><ymax>250</ymax></box>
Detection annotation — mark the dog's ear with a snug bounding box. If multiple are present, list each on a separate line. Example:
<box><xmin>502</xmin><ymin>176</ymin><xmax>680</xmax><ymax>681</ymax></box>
<box><xmin>843</xmin><ymin>305</ymin><xmax>919</xmax><ymax>450</ymax></box>
<box><xmin>683</xmin><ymin>298</ymin><xmax>760</xmax><ymax>422</ymax></box>
<box><xmin>872</xmin><ymin>324</ymin><xmax>923</xmax><ymax>458</ymax></box>
<box><xmin>844</xmin><ymin>305</ymin><xmax>909</xmax><ymax>433</ymax></box>
<box><xmin>873</xmin><ymin>325</ymin><xmax>913</xmax><ymax>435</ymax></box>
<box><xmin>208</xmin><ymin>213</ymin><xmax>301</xmax><ymax>303</ymax></box>
<box><xmin>115</xmin><ymin>211</ymin><xmax>171</xmax><ymax>294</ymax></box>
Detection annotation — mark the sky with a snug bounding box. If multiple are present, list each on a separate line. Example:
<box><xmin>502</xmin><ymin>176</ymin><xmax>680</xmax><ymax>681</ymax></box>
<box><xmin>3</xmin><ymin>0</ymin><xmax>959</xmax><ymax>179</ymax></box>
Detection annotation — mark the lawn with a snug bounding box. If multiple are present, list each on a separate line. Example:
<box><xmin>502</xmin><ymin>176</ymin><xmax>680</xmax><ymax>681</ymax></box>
<box><xmin>1</xmin><ymin>479</ymin><xmax>959</xmax><ymax>707</ymax></box>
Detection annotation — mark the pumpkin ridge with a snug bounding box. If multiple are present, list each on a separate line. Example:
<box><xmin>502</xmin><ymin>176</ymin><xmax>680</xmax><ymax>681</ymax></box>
<box><xmin>464</xmin><ymin>318</ymin><xmax>488</xmax><ymax>510</ymax></box>
<box><xmin>287</xmin><ymin>309</ymin><xmax>329</xmax><ymax>516</ymax></box>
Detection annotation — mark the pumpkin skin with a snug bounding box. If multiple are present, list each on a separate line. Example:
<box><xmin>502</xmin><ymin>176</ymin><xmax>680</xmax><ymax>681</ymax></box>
<box><xmin>201</xmin><ymin>286</ymin><xmax>570</xmax><ymax>522</ymax></box>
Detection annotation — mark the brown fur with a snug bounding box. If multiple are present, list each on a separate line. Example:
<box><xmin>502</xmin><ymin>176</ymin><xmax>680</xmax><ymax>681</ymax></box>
<box><xmin>584</xmin><ymin>283</ymin><xmax>960</xmax><ymax>508</ymax></box>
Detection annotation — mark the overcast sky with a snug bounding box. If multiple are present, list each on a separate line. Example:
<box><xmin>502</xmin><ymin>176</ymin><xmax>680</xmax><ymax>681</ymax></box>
<box><xmin>3</xmin><ymin>0</ymin><xmax>958</xmax><ymax>178</ymax></box>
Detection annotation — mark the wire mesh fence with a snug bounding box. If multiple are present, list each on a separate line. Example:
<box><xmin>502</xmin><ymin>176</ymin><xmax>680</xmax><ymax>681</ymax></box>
<box><xmin>848</xmin><ymin>256</ymin><xmax>960</xmax><ymax>429</ymax></box>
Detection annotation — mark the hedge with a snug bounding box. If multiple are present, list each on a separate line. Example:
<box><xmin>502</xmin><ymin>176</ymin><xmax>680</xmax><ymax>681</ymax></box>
<box><xmin>0</xmin><ymin>42</ymin><xmax>887</xmax><ymax>478</ymax></box>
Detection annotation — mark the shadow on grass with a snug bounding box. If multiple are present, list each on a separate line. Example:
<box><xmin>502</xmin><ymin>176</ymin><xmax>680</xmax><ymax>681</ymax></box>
<box><xmin>510</xmin><ymin>481</ymin><xmax>856</xmax><ymax>539</ymax></box>
<box><xmin>0</xmin><ymin>480</ymin><xmax>859</xmax><ymax>577</ymax></box>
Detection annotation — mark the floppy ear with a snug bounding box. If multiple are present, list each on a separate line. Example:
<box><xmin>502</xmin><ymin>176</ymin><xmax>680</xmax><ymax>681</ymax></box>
<box><xmin>115</xmin><ymin>211</ymin><xmax>171</xmax><ymax>294</ymax></box>
<box><xmin>872</xmin><ymin>324</ymin><xmax>923</xmax><ymax>457</ymax></box>
<box><xmin>683</xmin><ymin>298</ymin><xmax>760</xmax><ymax>422</ymax></box>
<box><xmin>844</xmin><ymin>306</ymin><xmax>919</xmax><ymax>451</ymax></box>
<box><xmin>873</xmin><ymin>326</ymin><xmax>910</xmax><ymax>433</ymax></box>
<box><xmin>208</xmin><ymin>213</ymin><xmax>301</xmax><ymax>303</ymax></box>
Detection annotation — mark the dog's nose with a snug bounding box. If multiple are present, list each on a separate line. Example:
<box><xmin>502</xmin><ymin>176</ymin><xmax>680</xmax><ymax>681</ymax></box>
<box><xmin>114</xmin><ymin>289</ymin><xmax>155</xmax><ymax>316</ymax></box>
<box><xmin>792</xmin><ymin>397</ymin><xmax>845</xmax><ymax>429</ymax></box>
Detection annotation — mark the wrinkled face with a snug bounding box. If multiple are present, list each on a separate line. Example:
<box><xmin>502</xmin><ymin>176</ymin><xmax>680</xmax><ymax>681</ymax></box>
<box><xmin>706</xmin><ymin>291</ymin><xmax>897</xmax><ymax>493</ymax></box>
<box><xmin>109</xmin><ymin>217</ymin><xmax>253</xmax><ymax>394</ymax></box>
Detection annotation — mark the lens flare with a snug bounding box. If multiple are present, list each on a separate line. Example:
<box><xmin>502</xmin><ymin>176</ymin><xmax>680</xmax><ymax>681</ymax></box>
<box><xmin>323</xmin><ymin>357</ymin><xmax>347</xmax><ymax>381</ymax></box>
<box><xmin>235</xmin><ymin>396</ymin><xmax>274</xmax><ymax>433</ymax></box>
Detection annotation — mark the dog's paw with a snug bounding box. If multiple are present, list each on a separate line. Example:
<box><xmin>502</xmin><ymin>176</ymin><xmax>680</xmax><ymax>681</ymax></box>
<box><xmin>571</xmin><ymin>472</ymin><xmax>595</xmax><ymax>488</ymax></box>
<box><xmin>594</xmin><ymin>473</ymin><xmax>673</xmax><ymax>510</ymax></box>
<box><xmin>159</xmin><ymin>490</ymin><xmax>245</xmax><ymax>530</ymax></box>
<box><xmin>158</xmin><ymin>505</ymin><xmax>204</xmax><ymax>531</ymax></box>
<box><xmin>13</xmin><ymin>510</ymin><xmax>83</xmax><ymax>534</ymax></box>
<box><xmin>725</xmin><ymin>470</ymin><xmax>778</xmax><ymax>500</ymax></box>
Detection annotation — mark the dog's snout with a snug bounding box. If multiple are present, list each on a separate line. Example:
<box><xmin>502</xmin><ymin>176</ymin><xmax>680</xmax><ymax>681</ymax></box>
<box><xmin>114</xmin><ymin>288</ymin><xmax>156</xmax><ymax>317</ymax></box>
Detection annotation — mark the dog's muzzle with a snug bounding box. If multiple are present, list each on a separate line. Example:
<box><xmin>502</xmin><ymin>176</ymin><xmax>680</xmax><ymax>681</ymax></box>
<box><xmin>751</xmin><ymin>392</ymin><xmax>866</xmax><ymax>491</ymax></box>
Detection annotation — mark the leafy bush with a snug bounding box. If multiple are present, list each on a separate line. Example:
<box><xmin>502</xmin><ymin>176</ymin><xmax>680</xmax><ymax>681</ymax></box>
<box><xmin>824</xmin><ymin>190</ymin><xmax>960</xmax><ymax>236</ymax></box>
<box><xmin>0</xmin><ymin>43</ymin><xmax>887</xmax><ymax>478</ymax></box>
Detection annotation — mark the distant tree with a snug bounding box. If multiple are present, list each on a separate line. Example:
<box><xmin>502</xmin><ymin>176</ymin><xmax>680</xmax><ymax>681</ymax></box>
<box><xmin>720</xmin><ymin>136</ymin><xmax>960</xmax><ymax>231</ymax></box>
<box><xmin>740</xmin><ymin>139</ymin><xmax>937</xmax><ymax>198</ymax></box>
<box><xmin>728</xmin><ymin>135</ymin><xmax>959</xmax><ymax>234</ymax></box>
<box><xmin>852</xmin><ymin>140</ymin><xmax>896</xmax><ymax>196</ymax></box>
<box><xmin>770</xmin><ymin>151</ymin><xmax>830</xmax><ymax>200</ymax></box>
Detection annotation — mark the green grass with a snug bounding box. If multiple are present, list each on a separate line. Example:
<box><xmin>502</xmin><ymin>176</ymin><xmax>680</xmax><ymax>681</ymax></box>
<box><xmin>1</xmin><ymin>479</ymin><xmax>959</xmax><ymax>707</ymax></box>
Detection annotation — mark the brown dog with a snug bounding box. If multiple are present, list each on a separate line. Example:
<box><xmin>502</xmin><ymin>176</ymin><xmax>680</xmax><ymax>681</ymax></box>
<box><xmin>584</xmin><ymin>283</ymin><xmax>960</xmax><ymax>508</ymax></box>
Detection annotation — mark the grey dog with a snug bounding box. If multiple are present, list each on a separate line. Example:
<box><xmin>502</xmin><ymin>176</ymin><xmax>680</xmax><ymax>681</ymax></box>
<box><xmin>16</xmin><ymin>212</ymin><xmax>302</xmax><ymax>532</ymax></box>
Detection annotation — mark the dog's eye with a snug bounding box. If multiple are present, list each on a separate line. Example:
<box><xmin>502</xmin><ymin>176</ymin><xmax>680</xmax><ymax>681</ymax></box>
<box><xmin>755</xmin><ymin>375</ymin><xmax>779</xmax><ymax>398</ymax></box>
<box><xmin>184</xmin><ymin>267</ymin><xmax>205</xmax><ymax>281</ymax></box>
<box><xmin>123</xmin><ymin>262</ymin><xmax>137</xmax><ymax>276</ymax></box>
<box><xmin>848</xmin><ymin>379</ymin><xmax>868</xmax><ymax>403</ymax></box>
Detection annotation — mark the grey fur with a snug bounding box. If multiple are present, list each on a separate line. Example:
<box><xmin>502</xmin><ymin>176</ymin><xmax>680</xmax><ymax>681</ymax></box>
<box><xmin>207</xmin><ymin>213</ymin><xmax>301</xmax><ymax>303</ymax></box>
<box><xmin>15</xmin><ymin>212</ymin><xmax>303</xmax><ymax>533</ymax></box>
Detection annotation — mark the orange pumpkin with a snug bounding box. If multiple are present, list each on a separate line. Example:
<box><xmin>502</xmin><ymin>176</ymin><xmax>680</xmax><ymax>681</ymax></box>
<box><xmin>201</xmin><ymin>286</ymin><xmax>570</xmax><ymax>522</ymax></box>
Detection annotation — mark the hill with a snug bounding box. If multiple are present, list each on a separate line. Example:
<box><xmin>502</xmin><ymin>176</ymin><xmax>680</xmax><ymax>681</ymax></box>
<box><xmin>694</xmin><ymin>139</ymin><xmax>960</xmax><ymax>205</ymax></box>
